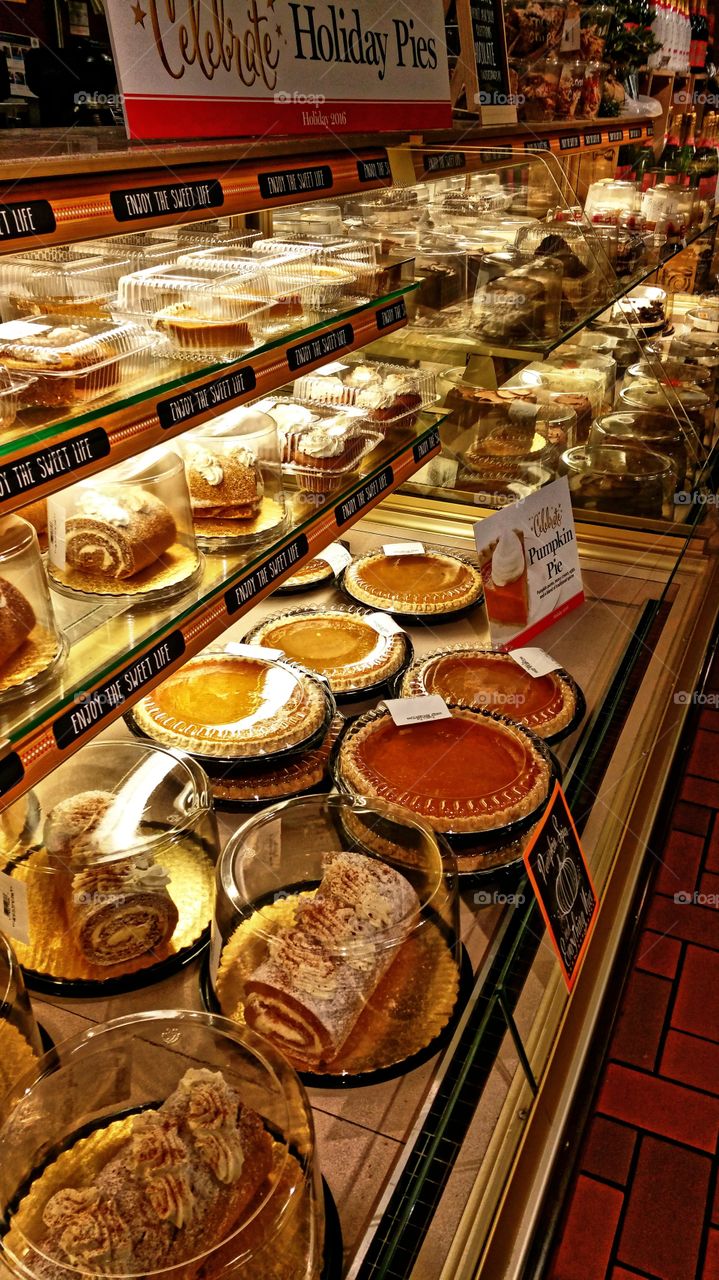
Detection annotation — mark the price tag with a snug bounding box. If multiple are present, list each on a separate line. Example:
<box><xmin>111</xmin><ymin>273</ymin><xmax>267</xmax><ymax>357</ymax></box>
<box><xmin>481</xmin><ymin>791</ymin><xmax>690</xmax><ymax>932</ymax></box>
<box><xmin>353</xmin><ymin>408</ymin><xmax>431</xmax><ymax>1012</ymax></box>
<box><xmin>508</xmin><ymin>648</ymin><xmax>563</xmax><ymax>678</ymax></box>
<box><xmin>367</xmin><ymin>612</ymin><xmax>405</xmax><ymax>637</ymax></box>
<box><xmin>384</xmin><ymin>696</ymin><xmax>451</xmax><ymax>726</ymax></box>
<box><xmin>317</xmin><ymin>543</ymin><xmax>352</xmax><ymax>573</ymax></box>
<box><xmin>223</xmin><ymin>643</ymin><xmax>284</xmax><ymax>661</ymax></box>
<box><xmin>382</xmin><ymin>541</ymin><xmax>424</xmax><ymax>556</ymax></box>
<box><xmin>0</xmin><ymin>872</ymin><xmax>30</xmax><ymax>945</ymax></box>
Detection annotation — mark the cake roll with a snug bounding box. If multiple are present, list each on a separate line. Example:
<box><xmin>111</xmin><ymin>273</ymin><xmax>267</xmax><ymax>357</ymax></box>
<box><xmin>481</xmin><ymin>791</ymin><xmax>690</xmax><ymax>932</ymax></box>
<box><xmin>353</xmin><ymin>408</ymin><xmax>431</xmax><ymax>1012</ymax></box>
<box><xmin>34</xmin><ymin>1069</ymin><xmax>274</xmax><ymax>1280</ymax></box>
<box><xmin>0</xmin><ymin>577</ymin><xmax>35</xmax><ymax>667</ymax></box>
<box><xmin>244</xmin><ymin>851</ymin><xmax>420</xmax><ymax>1068</ymax></box>
<box><xmin>185</xmin><ymin>443</ymin><xmax>263</xmax><ymax>516</ymax></box>
<box><xmin>44</xmin><ymin>790</ymin><xmax>179</xmax><ymax>967</ymax></box>
<box><xmin>64</xmin><ymin>485</ymin><xmax>176</xmax><ymax>580</ymax></box>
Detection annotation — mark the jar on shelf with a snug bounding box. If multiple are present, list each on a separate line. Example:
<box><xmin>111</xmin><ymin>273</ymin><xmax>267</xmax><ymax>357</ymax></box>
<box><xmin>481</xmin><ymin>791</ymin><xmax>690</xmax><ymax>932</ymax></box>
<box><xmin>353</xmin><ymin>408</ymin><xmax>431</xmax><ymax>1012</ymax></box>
<box><xmin>554</xmin><ymin>59</ymin><xmax>587</xmax><ymax>118</ymax></box>
<box><xmin>579</xmin><ymin>61</ymin><xmax>608</xmax><ymax>118</ymax></box>
<box><xmin>514</xmin><ymin>59</ymin><xmax>562</xmax><ymax>121</ymax></box>
<box><xmin>562</xmin><ymin>442</ymin><xmax>675</xmax><ymax>519</ymax></box>
<box><xmin>0</xmin><ymin>1011</ymin><xmax>325</xmax><ymax>1280</ymax></box>
<box><xmin>180</xmin><ymin>404</ymin><xmax>288</xmax><ymax>552</ymax></box>
<box><xmin>0</xmin><ymin>739</ymin><xmax>219</xmax><ymax>994</ymax></box>
<box><xmin>0</xmin><ymin>514</ymin><xmax>65</xmax><ymax>702</ymax></box>
<box><xmin>0</xmin><ymin>929</ymin><xmax>44</xmax><ymax>1105</ymax></box>
<box><xmin>47</xmin><ymin>447</ymin><xmax>203</xmax><ymax>604</ymax></box>
<box><xmin>580</xmin><ymin>3</ymin><xmax>615</xmax><ymax>59</ymax></box>
<box><xmin>212</xmin><ymin>792</ymin><xmax>462</xmax><ymax>1082</ymax></box>
<box><xmin>504</xmin><ymin>0</ymin><xmax>568</xmax><ymax>59</ymax></box>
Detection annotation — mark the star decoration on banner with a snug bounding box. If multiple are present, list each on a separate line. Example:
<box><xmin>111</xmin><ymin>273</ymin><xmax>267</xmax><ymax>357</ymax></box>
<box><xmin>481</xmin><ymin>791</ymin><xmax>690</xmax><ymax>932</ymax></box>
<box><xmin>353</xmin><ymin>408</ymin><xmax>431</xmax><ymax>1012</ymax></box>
<box><xmin>131</xmin><ymin>0</ymin><xmax>147</xmax><ymax>25</ymax></box>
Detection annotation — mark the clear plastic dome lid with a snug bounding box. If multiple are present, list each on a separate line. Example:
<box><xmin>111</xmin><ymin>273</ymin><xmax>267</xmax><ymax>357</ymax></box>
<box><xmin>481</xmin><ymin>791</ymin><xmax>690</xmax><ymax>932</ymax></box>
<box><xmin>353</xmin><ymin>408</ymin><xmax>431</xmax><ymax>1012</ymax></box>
<box><xmin>0</xmin><ymin>1011</ymin><xmax>323</xmax><ymax>1280</ymax></box>
<box><xmin>0</xmin><ymin>515</ymin><xmax>65</xmax><ymax>701</ymax></box>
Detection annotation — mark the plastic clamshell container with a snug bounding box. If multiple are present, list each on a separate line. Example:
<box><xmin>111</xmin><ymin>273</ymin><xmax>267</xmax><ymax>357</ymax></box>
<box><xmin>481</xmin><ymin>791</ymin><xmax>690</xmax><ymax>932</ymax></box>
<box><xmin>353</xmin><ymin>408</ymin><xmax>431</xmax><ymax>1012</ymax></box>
<box><xmin>255</xmin><ymin>393</ymin><xmax>380</xmax><ymax>493</ymax></box>
<box><xmin>0</xmin><ymin>740</ymin><xmax>219</xmax><ymax>990</ymax></box>
<box><xmin>294</xmin><ymin>358</ymin><xmax>436</xmax><ymax>426</ymax></box>
<box><xmin>0</xmin><ymin>1011</ymin><xmax>325</xmax><ymax>1280</ymax></box>
<box><xmin>0</xmin><ymin>316</ymin><xmax>151</xmax><ymax>408</ymax></box>
<box><xmin>253</xmin><ymin>235</ymin><xmax>379</xmax><ymax>299</ymax></box>
<box><xmin>273</xmin><ymin>200</ymin><xmax>346</xmax><ymax>236</ymax></box>
<box><xmin>116</xmin><ymin>262</ymin><xmax>273</xmax><ymax>358</ymax></box>
<box><xmin>212</xmin><ymin>792</ymin><xmax>461</xmax><ymax>1080</ymax></box>
<box><xmin>170</xmin><ymin>221</ymin><xmax>260</xmax><ymax>250</ymax></box>
<box><xmin>0</xmin><ymin>253</ymin><xmax>133</xmax><ymax>322</ymax></box>
<box><xmin>0</xmin><ymin>368</ymin><xmax>35</xmax><ymax>433</ymax></box>
<box><xmin>80</xmin><ymin>232</ymin><xmax>183</xmax><ymax>270</ymax></box>
<box><xmin>0</xmin><ymin>514</ymin><xmax>65</xmax><ymax>700</ymax></box>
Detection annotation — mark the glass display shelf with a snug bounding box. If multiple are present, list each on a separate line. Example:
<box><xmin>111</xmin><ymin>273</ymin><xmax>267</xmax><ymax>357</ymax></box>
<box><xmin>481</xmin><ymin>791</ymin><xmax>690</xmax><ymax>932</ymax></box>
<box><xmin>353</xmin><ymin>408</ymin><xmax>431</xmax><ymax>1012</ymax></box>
<box><xmin>0</xmin><ymin>282</ymin><xmax>417</xmax><ymax>514</ymax></box>
<box><xmin>0</xmin><ymin>408</ymin><xmax>444</xmax><ymax>804</ymax></box>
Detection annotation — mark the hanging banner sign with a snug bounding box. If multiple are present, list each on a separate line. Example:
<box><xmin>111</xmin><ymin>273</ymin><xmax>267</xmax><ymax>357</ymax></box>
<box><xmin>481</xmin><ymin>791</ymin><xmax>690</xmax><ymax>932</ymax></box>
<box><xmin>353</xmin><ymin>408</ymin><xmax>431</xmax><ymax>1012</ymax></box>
<box><xmin>104</xmin><ymin>0</ymin><xmax>452</xmax><ymax>140</ymax></box>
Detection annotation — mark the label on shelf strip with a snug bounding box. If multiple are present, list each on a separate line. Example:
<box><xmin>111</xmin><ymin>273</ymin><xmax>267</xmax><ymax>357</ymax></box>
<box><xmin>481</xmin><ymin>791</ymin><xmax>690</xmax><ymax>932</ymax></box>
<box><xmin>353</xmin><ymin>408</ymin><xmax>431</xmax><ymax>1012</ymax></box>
<box><xmin>376</xmin><ymin>298</ymin><xmax>407</xmax><ymax>329</ymax></box>
<box><xmin>335</xmin><ymin>465</ymin><xmax>394</xmax><ymax>526</ymax></box>
<box><xmin>628</xmin><ymin>126</ymin><xmax>643</xmax><ymax>139</ymax></box>
<box><xmin>0</xmin><ymin>428</ymin><xmax>110</xmax><ymax>504</ymax></box>
<box><xmin>413</xmin><ymin>427</ymin><xmax>441</xmax><ymax>463</ymax></box>
<box><xmin>0</xmin><ymin>200</ymin><xmax>55</xmax><ymax>242</ymax></box>
<box><xmin>0</xmin><ymin>871</ymin><xmax>29</xmax><ymax>945</ymax></box>
<box><xmin>423</xmin><ymin>152</ymin><xmax>466</xmax><ymax>172</ymax></box>
<box><xmin>608</xmin><ymin>128</ymin><xmax>624</xmax><ymax>143</ymax></box>
<box><xmin>559</xmin><ymin>135</ymin><xmax>581</xmax><ymax>150</ymax></box>
<box><xmin>225</xmin><ymin>535</ymin><xmax>310</xmax><ymax>616</ymax></box>
<box><xmin>157</xmin><ymin>366</ymin><xmax>257</xmax><ymax>430</ymax></box>
<box><xmin>110</xmin><ymin>179</ymin><xmax>224</xmax><ymax>223</ymax></box>
<box><xmin>286</xmin><ymin>323</ymin><xmax>355</xmax><ymax>373</ymax></box>
<box><xmin>584</xmin><ymin>131</ymin><xmax>602</xmax><ymax>146</ymax></box>
<box><xmin>385</xmin><ymin>695</ymin><xmax>452</xmax><ymax>726</ymax></box>
<box><xmin>52</xmin><ymin>631</ymin><xmax>186</xmax><ymax>750</ymax></box>
<box><xmin>356</xmin><ymin>156</ymin><xmax>391</xmax><ymax>183</ymax></box>
<box><xmin>0</xmin><ymin>751</ymin><xmax>23</xmax><ymax>800</ymax></box>
<box><xmin>257</xmin><ymin>165</ymin><xmax>333</xmax><ymax>200</ymax></box>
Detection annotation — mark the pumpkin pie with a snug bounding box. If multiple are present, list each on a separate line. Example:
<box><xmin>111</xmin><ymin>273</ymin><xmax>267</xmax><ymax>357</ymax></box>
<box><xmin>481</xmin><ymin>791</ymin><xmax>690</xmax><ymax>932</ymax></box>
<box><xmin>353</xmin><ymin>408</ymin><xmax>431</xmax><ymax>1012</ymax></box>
<box><xmin>343</xmin><ymin>549</ymin><xmax>482</xmax><ymax>616</ymax></box>
<box><xmin>400</xmin><ymin>647</ymin><xmax>578</xmax><ymax>739</ymax></box>
<box><xmin>210</xmin><ymin>714</ymin><xmax>343</xmax><ymax>806</ymax></box>
<box><xmin>246</xmin><ymin>608</ymin><xmax>407</xmax><ymax>695</ymax></box>
<box><xmin>337</xmin><ymin>706</ymin><xmax>551</xmax><ymax>833</ymax></box>
<box><xmin>277</xmin><ymin>556</ymin><xmax>335</xmax><ymax>593</ymax></box>
<box><xmin>131</xmin><ymin>651</ymin><xmax>329</xmax><ymax>759</ymax></box>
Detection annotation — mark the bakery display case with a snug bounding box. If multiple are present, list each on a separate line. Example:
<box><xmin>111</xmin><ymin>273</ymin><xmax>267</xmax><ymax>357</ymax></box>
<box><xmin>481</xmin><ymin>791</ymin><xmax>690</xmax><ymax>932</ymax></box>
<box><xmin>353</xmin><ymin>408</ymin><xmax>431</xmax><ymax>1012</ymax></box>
<box><xmin>0</xmin><ymin>1011</ymin><xmax>326</xmax><ymax>1280</ymax></box>
<box><xmin>0</xmin><ymin>930</ymin><xmax>44</xmax><ymax>1104</ymax></box>
<box><xmin>0</xmin><ymin>126</ymin><xmax>717</xmax><ymax>1280</ymax></box>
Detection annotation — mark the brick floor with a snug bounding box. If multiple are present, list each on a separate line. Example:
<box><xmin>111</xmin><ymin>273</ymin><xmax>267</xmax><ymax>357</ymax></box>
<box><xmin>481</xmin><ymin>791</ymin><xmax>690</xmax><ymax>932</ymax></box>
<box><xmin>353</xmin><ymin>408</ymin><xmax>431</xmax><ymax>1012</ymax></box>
<box><xmin>548</xmin><ymin>650</ymin><xmax>719</xmax><ymax>1280</ymax></box>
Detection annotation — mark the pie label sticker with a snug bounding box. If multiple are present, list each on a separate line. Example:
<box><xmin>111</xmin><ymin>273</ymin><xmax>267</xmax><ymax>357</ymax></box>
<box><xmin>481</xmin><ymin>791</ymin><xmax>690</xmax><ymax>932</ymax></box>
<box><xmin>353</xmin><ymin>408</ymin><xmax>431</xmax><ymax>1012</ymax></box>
<box><xmin>367</xmin><ymin>612</ymin><xmax>405</xmax><ymax>637</ymax></box>
<box><xmin>384</xmin><ymin>695</ymin><xmax>452</xmax><ymax>726</ymax></box>
<box><xmin>317</xmin><ymin>542</ymin><xmax>352</xmax><ymax>573</ymax></box>
<box><xmin>382</xmin><ymin>541</ymin><xmax>424</xmax><ymax>557</ymax></box>
<box><xmin>0</xmin><ymin>871</ymin><xmax>30</xmax><ymax>946</ymax></box>
<box><xmin>223</xmin><ymin>643</ymin><xmax>284</xmax><ymax>661</ymax></box>
<box><xmin>523</xmin><ymin>783</ymin><xmax>598</xmax><ymax>991</ymax></box>
<box><xmin>509</xmin><ymin>648</ymin><xmax>563</xmax><ymax>678</ymax></box>
<box><xmin>474</xmin><ymin>476</ymin><xmax>584</xmax><ymax>649</ymax></box>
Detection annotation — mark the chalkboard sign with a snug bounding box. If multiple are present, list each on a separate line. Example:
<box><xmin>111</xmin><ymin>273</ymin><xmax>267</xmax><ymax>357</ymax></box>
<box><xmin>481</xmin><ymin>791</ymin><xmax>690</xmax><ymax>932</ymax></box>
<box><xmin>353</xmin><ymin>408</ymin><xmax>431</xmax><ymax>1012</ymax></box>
<box><xmin>523</xmin><ymin>783</ymin><xmax>598</xmax><ymax>990</ymax></box>
<box><xmin>470</xmin><ymin>0</ymin><xmax>513</xmax><ymax>107</ymax></box>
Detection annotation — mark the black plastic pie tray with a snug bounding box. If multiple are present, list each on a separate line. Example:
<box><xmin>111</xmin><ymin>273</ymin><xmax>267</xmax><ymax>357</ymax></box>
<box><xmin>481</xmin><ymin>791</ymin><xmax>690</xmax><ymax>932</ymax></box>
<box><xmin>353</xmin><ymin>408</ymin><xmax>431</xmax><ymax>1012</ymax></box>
<box><xmin>274</xmin><ymin>565</ymin><xmax>337</xmax><ymax>595</ymax></box>
<box><xmin>124</xmin><ymin>664</ymin><xmax>337</xmax><ymax>781</ymax></box>
<box><xmin>321</xmin><ymin>1177</ymin><xmax>343</xmax><ymax>1280</ymax></box>
<box><xmin>241</xmin><ymin>604</ymin><xmax>415</xmax><ymax>706</ymax></box>
<box><xmin>210</xmin><ymin>772</ymin><xmax>332</xmax><ymax>815</ymax></box>
<box><xmin>336</xmin><ymin>554</ymin><xmax>484</xmax><ymax>625</ymax></box>
<box><xmin>329</xmin><ymin>706</ymin><xmax>561</xmax><ymax>879</ymax></box>
<box><xmin>199</xmin><ymin>941</ymin><xmax>473</xmax><ymax>1089</ymax></box>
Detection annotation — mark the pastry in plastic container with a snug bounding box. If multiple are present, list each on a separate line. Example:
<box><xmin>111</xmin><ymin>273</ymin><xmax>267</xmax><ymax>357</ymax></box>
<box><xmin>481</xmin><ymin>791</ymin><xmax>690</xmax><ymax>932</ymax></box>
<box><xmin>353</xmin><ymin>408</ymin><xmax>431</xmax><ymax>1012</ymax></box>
<box><xmin>0</xmin><ymin>1011</ymin><xmax>326</xmax><ymax>1280</ymax></box>
<box><xmin>208</xmin><ymin>714</ymin><xmax>343</xmax><ymax>810</ymax></box>
<box><xmin>211</xmin><ymin>793</ymin><xmax>462</xmax><ymax>1079</ymax></box>
<box><xmin>295</xmin><ymin>358</ymin><xmax>436</xmax><ymax>428</ymax></box>
<box><xmin>471</xmin><ymin>258</ymin><xmax>563</xmax><ymax>344</ymax></box>
<box><xmin>0</xmin><ymin>252</ymin><xmax>132</xmax><ymax>321</ymax></box>
<box><xmin>181</xmin><ymin>405</ymin><xmax>288</xmax><ymax>550</ymax></box>
<box><xmin>0</xmin><ymin>366</ymin><xmax>35</xmax><ymax>434</ymax></box>
<box><xmin>589</xmin><ymin>410</ymin><xmax>689</xmax><ymax>489</ymax></box>
<box><xmin>255</xmin><ymin>394</ymin><xmax>378</xmax><ymax>495</ymax></box>
<box><xmin>48</xmin><ymin>448</ymin><xmax>202</xmax><ymax>603</ymax></box>
<box><xmin>562</xmin><ymin>442</ymin><xmax>675</xmax><ymax>519</ymax></box>
<box><xmin>0</xmin><ymin>741</ymin><xmax>219</xmax><ymax>991</ymax></box>
<box><xmin>116</xmin><ymin>262</ymin><xmax>272</xmax><ymax>358</ymax></box>
<box><xmin>0</xmin><ymin>514</ymin><xmax>65</xmax><ymax>701</ymax></box>
<box><xmin>0</xmin><ymin>316</ymin><xmax>150</xmax><ymax>408</ymax></box>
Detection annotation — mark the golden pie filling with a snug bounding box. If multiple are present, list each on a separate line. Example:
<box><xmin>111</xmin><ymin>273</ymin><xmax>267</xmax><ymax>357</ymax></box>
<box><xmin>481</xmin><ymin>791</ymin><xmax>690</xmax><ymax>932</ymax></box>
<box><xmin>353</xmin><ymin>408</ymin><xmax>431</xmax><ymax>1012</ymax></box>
<box><xmin>402</xmin><ymin>649</ymin><xmax>577</xmax><ymax>738</ymax></box>
<box><xmin>251</xmin><ymin>611</ymin><xmax>406</xmax><ymax>693</ymax></box>
<box><xmin>281</xmin><ymin>556</ymin><xmax>335</xmax><ymax>589</ymax></box>
<box><xmin>339</xmin><ymin>709</ymin><xmax>551</xmax><ymax>832</ymax></box>
<box><xmin>132</xmin><ymin>653</ymin><xmax>328</xmax><ymax>758</ymax></box>
<box><xmin>344</xmin><ymin>552</ymin><xmax>483</xmax><ymax>614</ymax></box>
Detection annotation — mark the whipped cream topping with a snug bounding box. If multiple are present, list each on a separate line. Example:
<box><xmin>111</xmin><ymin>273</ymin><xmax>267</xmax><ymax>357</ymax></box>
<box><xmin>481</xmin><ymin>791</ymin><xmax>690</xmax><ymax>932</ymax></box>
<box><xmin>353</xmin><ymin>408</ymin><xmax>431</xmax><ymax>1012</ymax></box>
<box><xmin>298</xmin><ymin>425</ymin><xmax>351</xmax><ymax>458</ymax></box>
<box><xmin>491</xmin><ymin>529</ymin><xmax>525</xmax><ymax>589</ymax></box>
<box><xmin>77</xmin><ymin>488</ymin><xmax>151</xmax><ymax>526</ymax></box>
<box><xmin>267</xmin><ymin>403</ymin><xmax>317</xmax><ymax>431</ymax></box>
<box><xmin>344</xmin><ymin>364</ymin><xmax>379</xmax><ymax>389</ymax></box>
<box><xmin>186</xmin><ymin>444</ymin><xmax>224</xmax><ymax>486</ymax></box>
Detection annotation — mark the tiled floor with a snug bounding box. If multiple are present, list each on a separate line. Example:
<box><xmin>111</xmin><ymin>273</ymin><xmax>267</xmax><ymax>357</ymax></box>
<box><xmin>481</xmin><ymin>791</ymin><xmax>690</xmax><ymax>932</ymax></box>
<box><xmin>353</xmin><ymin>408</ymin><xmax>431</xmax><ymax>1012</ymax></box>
<box><xmin>548</xmin><ymin>662</ymin><xmax>719</xmax><ymax>1280</ymax></box>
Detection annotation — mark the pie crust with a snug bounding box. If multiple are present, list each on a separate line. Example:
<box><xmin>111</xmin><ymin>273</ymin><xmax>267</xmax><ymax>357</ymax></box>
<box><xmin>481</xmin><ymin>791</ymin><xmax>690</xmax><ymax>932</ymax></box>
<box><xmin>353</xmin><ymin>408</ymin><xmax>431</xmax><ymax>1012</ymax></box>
<box><xmin>277</xmin><ymin>557</ymin><xmax>335</xmax><ymax>591</ymax></box>
<box><xmin>400</xmin><ymin>648</ymin><xmax>577</xmax><ymax>739</ymax></box>
<box><xmin>211</xmin><ymin>715</ymin><xmax>343</xmax><ymax>804</ymax></box>
<box><xmin>338</xmin><ymin>707</ymin><xmax>551</xmax><ymax>833</ymax></box>
<box><xmin>247</xmin><ymin>608</ymin><xmax>407</xmax><ymax>694</ymax></box>
<box><xmin>131</xmin><ymin>652</ymin><xmax>329</xmax><ymax>758</ymax></box>
<box><xmin>343</xmin><ymin>550</ymin><xmax>483</xmax><ymax>616</ymax></box>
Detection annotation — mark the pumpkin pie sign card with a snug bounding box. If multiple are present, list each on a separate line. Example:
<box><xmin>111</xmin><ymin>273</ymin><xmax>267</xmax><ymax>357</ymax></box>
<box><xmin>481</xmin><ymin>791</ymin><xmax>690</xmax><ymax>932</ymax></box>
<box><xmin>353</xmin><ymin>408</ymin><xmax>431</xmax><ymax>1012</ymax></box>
<box><xmin>474</xmin><ymin>476</ymin><xmax>584</xmax><ymax>649</ymax></box>
<box><xmin>104</xmin><ymin>0</ymin><xmax>452</xmax><ymax>140</ymax></box>
<box><xmin>523</xmin><ymin>783</ymin><xmax>597</xmax><ymax>990</ymax></box>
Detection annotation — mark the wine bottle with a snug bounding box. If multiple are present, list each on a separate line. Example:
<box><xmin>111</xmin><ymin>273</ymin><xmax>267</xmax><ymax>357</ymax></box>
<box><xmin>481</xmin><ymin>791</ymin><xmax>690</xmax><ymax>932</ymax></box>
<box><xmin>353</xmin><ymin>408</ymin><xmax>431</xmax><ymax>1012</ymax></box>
<box><xmin>658</xmin><ymin>108</ymin><xmax>685</xmax><ymax>181</ymax></box>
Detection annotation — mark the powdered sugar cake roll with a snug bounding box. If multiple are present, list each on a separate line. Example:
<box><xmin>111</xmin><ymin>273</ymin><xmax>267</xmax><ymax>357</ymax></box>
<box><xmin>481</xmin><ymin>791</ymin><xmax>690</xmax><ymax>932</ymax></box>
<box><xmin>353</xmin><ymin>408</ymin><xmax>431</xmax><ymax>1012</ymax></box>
<box><xmin>44</xmin><ymin>790</ymin><xmax>179</xmax><ymax>967</ymax></box>
<box><xmin>244</xmin><ymin>851</ymin><xmax>420</xmax><ymax>1068</ymax></box>
<box><xmin>30</xmin><ymin>1069</ymin><xmax>274</xmax><ymax>1280</ymax></box>
<box><xmin>64</xmin><ymin>484</ymin><xmax>176</xmax><ymax>580</ymax></box>
<box><xmin>0</xmin><ymin>577</ymin><xmax>35</xmax><ymax>664</ymax></box>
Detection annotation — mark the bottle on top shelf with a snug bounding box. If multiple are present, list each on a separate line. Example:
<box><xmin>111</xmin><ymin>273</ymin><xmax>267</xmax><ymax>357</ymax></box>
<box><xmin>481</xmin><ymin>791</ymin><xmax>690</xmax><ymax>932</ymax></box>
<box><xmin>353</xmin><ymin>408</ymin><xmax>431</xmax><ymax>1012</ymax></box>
<box><xmin>675</xmin><ymin>109</ymin><xmax>698</xmax><ymax>184</ymax></box>
<box><xmin>690</xmin><ymin>0</ymin><xmax>709</xmax><ymax>71</ymax></box>
<box><xmin>692</xmin><ymin>111</ymin><xmax>719</xmax><ymax>203</ymax></box>
<box><xmin>657</xmin><ymin>107</ymin><xmax>685</xmax><ymax>180</ymax></box>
